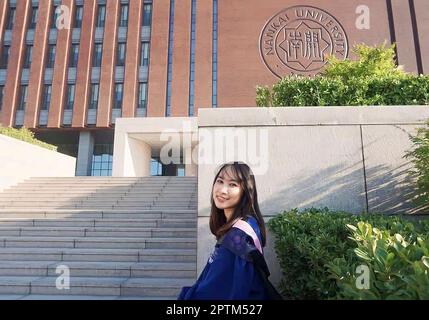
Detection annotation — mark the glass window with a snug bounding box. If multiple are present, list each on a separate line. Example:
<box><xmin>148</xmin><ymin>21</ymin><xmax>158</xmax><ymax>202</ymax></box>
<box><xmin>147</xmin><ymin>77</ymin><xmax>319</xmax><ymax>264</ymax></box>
<box><xmin>46</xmin><ymin>45</ymin><xmax>56</xmax><ymax>68</ymax></box>
<box><xmin>151</xmin><ymin>158</ymin><xmax>162</xmax><ymax>176</ymax></box>
<box><xmin>89</xmin><ymin>83</ymin><xmax>99</xmax><ymax>109</ymax></box>
<box><xmin>18</xmin><ymin>85</ymin><xmax>28</xmax><ymax>111</ymax></box>
<box><xmin>117</xmin><ymin>43</ymin><xmax>126</xmax><ymax>67</ymax></box>
<box><xmin>6</xmin><ymin>7</ymin><xmax>16</xmax><ymax>30</ymax></box>
<box><xmin>143</xmin><ymin>4</ymin><xmax>152</xmax><ymax>27</ymax></box>
<box><xmin>1</xmin><ymin>45</ymin><xmax>11</xmax><ymax>69</ymax></box>
<box><xmin>140</xmin><ymin>42</ymin><xmax>150</xmax><ymax>66</ymax></box>
<box><xmin>138</xmin><ymin>82</ymin><xmax>148</xmax><ymax>109</ymax></box>
<box><xmin>93</xmin><ymin>43</ymin><xmax>103</xmax><ymax>67</ymax></box>
<box><xmin>91</xmin><ymin>144</ymin><xmax>113</xmax><ymax>176</ymax></box>
<box><xmin>212</xmin><ymin>0</ymin><xmax>218</xmax><ymax>108</ymax></box>
<box><xmin>74</xmin><ymin>5</ymin><xmax>84</xmax><ymax>28</ymax></box>
<box><xmin>0</xmin><ymin>85</ymin><xmax>4</xmax><ymax>111</ymax></box>
<box><xmin>30</xmin><ymin>6</ymin><xmax>39</xmax><ymax>29</ymax></box>
<box><xmin>51</xmin><ymin>5</ymin><xmax>60</xmax><ymax>29</ymax></box>
<box><xmin>165</xmin><ymin>0</ymin><xmax>175</xmax><ymax>116</ymax></box>
<box><xmin>97</xmin><ymin>5</ymin><xmax>106</xmax><ymax>28</ymax></box>
<box><xmin>66</xmin><ymin>84</ymin><xmax>75</xmax><ymax>110</ymax></box>
<box><xmin>24</xmin><ymin>45</ymin><xmax>33</xmax><ymax>69</ymax></box>
<box><xmin>41</xmin><ymin>85</ymin><xmax>52</xmax><ymax>111</ymax></box>
<box><xmin>69</xmin><ymin>44</ymin><xmax>79</xmax><ymax>68</ymax></box>
<box><xmin>114</xmin><ymin>83</ymin><xmax>123</xmax><ymax>109</ymax></box>
<box><xmin>120</xmin><ymin>4</ymin><xmax>129</xmax><ymax>27</ymax></box>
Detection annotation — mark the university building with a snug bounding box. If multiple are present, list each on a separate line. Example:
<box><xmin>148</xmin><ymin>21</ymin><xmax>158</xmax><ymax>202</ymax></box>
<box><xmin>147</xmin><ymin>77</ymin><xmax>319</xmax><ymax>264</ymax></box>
<box><xmin>0</xmin><ymin>0</ymin><xmax>428</xmax><ymax>176</ymax></box>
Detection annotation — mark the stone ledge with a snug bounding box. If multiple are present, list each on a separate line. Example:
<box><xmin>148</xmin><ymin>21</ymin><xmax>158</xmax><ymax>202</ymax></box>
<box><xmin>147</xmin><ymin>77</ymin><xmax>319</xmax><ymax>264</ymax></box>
<box><xmin>198</xmin><ymin>106</ymin><xmax>429</xmax><ymax>127</ymax></box>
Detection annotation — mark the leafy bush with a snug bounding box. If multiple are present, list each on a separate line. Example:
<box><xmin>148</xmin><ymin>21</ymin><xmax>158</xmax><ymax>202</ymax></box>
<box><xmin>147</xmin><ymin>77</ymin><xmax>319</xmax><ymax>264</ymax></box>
<box><xmin>256</xmin><ymin>43</ymin><xmax>429</xmax><ymax>107</ymax></box>
<box><xmin>267</xmin><ymin>208</ymin><xmax>429</xmax><ymax>300</ymax></box>
<box><xmin>405</xmin><ymin>120</ymin><xmax>429</xmax><ymax>209</ymax></box>
<box><xmin>0</xmin><ymin>126</ymin><xmax>57</xmax><ymax>151</ymax></box>
<box><xmin>329</xmin><ymin>222</ymin><xmax>429</xmax><ymax>299</ymax></box>
<box><xmin>322</xmin><ymin>43</ymin><xmax>403</xmax><ymax>80</ymax></box>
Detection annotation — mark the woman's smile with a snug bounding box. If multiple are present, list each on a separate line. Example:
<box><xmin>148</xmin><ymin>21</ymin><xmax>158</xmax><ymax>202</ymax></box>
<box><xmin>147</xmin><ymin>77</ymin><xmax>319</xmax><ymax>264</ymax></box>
<box><xmin>216</xmin><ymin>195</ymin><xmax>228</xmax><ymax>202</ymax></box>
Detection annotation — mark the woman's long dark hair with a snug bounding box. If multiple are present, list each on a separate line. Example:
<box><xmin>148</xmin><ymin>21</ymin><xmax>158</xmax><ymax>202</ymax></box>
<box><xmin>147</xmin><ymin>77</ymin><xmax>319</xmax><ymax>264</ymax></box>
<box><xmin>209</xmin><ymin>162</ymin><xmax>267</xmax><ymax>247</ymax></box>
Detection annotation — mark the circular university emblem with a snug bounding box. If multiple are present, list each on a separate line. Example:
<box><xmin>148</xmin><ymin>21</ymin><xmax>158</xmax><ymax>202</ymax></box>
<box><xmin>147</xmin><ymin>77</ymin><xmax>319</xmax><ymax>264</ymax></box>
<box><xmin>259</xmin><ymin>5</ymin><xmax>349</xmax><ymax>78</ymax></box>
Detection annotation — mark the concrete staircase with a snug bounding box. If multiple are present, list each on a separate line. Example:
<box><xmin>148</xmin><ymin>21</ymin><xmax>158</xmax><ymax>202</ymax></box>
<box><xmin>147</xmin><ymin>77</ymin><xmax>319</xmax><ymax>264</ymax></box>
<box><xmin>0</xmin><ymin>177</ymin><xmax>197</xmax><ymax>300</ymax></box>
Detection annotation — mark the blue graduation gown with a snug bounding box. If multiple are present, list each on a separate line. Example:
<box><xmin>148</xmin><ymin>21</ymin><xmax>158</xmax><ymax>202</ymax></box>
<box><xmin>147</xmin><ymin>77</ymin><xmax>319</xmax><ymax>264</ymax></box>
<box><xmin>178</xmin><ymin>216</ymin><xmax>268</xmax><ymax>300</ymax></box>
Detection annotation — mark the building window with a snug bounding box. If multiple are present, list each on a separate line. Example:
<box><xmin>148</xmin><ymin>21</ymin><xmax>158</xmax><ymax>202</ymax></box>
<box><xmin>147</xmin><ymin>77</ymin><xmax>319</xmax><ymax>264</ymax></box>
<box><xmin>96</xmin><ymin>5</ymin><xmax>106</xmax><ymax>28</ymax></box>
<box><xmin>66</xmin><ymin>84</ymin><xmax>75</xmax><ymax>110</ymax></box>
<box><xmin>140</xmin><ymin>42</ymin><xmax>150</xmax><ymax>66</ymax></box>
<box><xmin>117</xmin><ymin>42</ymin><xmax>126</xmax><ymax>67</ymax></box>
<box><xmin>30</xmin><ymin>6</ymin><xmax>39</xmax><ymax>29</ymax></box>
<box><xmin>51</xmin><ymin>5</ymin><xmax>60</xmax><ymax>29</ymax></box>
<box><xmin>6</xmin><ymin>7</ymin><xmax>16</xmax><ymax>30</ymax></box>
<box><xmin>46</xmin><ymin>45</ymin><xmax>56</xmax><ymax>68</ymax></box>
<box><xmin>120</xmin><ymin>4</ymin><xmax>129</xmax><ymax>28</ymax></box>
<box><xmin>114</xmin><ymin>83</ymin><xmax>123</xmax><ymax>109</ymax></box>
<box><xmin>166</xmin><ymin>0</ymin><xmax>175</xmax><ymax>117</ymax></box>
<box><xmin>18</xmin><ymin>86</ymin><xmax>28</xmax><ymax>111</ymax></box>
<box><xmin>189</xmin><ymin>0</ymin><xmax>196</xmax><ymax>116</ymax></box>
<box><xmin>74</xmin><ymin>5</ymin><xmax>84</xmax><ymax>29</ymax></box>
<box><xmin>89</xmin><ymin>83</ymin><xmax>99</xmax><ymax>110</ymax></box>
<box><xmin>0</xmin><ymin>86</ymin><xmax>4</xmax><ymax>111</ymax></box>
<box><xmin>69</xmin><ymin>44</ymin><xmax>79</xmax><ymax>68</ymax></box>
<box><xmin>212</xmin><ymin>0</ymin><xmax>218</xmax><ymax>108</ymax></box>
<box><xmin>143</xmin><ymin>4</ymin><xmax>152</xmax><ymax>27</ymax></box>
<box><xmin>93</xmin><ymin>44</ymin><xmax>103</xmax><ymax>67</ymax></box>
<box><xmin>41</xmin><ymin>85</ymin><xmax>52</xmax><ymax>111</ymax></box>
<box><xmin>151</xmin><ymin>158</ymin><xmax>162</xmax><ymax>176</ymax></box>
<box><xmin>24</xmin><ymin>45</ymin><xmax>33</xmax><ymax>69</ymax></box>
<box><xmin>91</xmin><ymin>144</ymin><xmax>113</xmax><ymax>176</ymax></box>
<box><xmin>1</xmin><ymin>45</ymin><xmax>10</xmax><ymax>69</ymax></box>
<box><xmin>138</xmin><ymin>82</ymin><xmax>148</xmax><ymax>109</ymax></box>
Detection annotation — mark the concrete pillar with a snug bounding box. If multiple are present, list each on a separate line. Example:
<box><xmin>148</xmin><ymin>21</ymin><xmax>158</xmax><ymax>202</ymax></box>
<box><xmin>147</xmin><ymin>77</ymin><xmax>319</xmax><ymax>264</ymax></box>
<box><xmin>76</xmin><ymin>131</ymin><xmax>95</xmax><ymax>176</ymax></box>
<box><xmin>112</xmin><ymin>131</ymin><xmax>151</xmax><ymax>177</ymax></box>
<box><xmin>185</xmin><ymin>146</ymin><xmax>197</xmax><ymax>176</ymax></box>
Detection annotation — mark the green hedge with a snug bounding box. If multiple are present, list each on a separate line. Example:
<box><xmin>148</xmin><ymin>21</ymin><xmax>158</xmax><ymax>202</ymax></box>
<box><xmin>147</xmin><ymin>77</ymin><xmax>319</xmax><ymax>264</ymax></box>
<box><xmin>256</xmin><ymin>75</ymin><xmax>429</xmax><ymax>107</ymax></box>
<box><xmin>0</xmin><ymin>127</ymin><xmax>57</xmax><ymax>151</ymax></box>
<box><xmin>267</xmin><ymin>208</ymin><xmax>429</xmax><ymax>300</ymax></box>
<box><xmin>256</xmin><ymin>43</ymin><xmax>429</xmax><ymax>107</ymax></box>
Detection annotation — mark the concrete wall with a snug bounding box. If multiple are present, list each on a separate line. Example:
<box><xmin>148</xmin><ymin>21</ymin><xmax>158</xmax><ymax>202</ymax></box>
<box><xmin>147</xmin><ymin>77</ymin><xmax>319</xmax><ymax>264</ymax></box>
<box><xmin>0</xmin><ymin>134</ymin><xmax>76</xmax><ymax>191</ymax></box>
<box><xmin>196</xmin><ymin>106</ymin><xmax>429</xmax><ymax>287</ymax></box>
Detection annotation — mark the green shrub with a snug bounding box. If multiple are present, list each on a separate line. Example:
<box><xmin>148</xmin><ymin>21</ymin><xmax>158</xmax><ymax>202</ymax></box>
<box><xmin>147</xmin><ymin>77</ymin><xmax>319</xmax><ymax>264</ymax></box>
<box><xmin>0</xmin><ymin>126</ymin><xmax>57</xmax><ymax>151</ymax></box>
<box><xmin>322</xmin><ymin>43</ymin><xmax>403</xmax><ymax>80</ymax></box>
<box><xmin>328</xmin><ymin>222</ymin><xmax>429</xmax><ymax>299</ymax></box>
<box><xmin>267</xmin><ymin>208</ymin><xmax>429</xmax><ymax>300</ymax></box>
<box><xmin>256</xmin><ymin>43</ymin><xmax>429</xmax><ymax>107</ymax></box>
<box><xmin>405</xmin><ymin>120</ymin><xmax>429</xmax><ymax>209</ymax></box>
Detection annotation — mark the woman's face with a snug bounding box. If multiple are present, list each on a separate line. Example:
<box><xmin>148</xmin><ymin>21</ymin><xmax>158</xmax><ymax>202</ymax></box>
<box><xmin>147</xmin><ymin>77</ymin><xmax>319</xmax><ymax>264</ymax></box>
<box><xmin>212</xmin><ymin>168</ymin><xmax>243</xmax><ymax>214</ymax></box>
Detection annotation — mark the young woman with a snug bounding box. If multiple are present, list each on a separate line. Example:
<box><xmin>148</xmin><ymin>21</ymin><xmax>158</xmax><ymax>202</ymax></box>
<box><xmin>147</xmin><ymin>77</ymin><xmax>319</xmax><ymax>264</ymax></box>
<box><xmin>178</xmin><ymin>162</ymin><xmax>281</xmax><ymax>300</ymax></box>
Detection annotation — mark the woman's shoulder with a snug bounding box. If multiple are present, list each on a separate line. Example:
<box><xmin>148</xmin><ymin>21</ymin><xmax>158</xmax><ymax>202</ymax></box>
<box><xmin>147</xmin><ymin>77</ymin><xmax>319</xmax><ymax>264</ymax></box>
<box><xmin>243</xmin><ymin>215</ymin><xmax>261</xmax><ymax>238</ymax></box>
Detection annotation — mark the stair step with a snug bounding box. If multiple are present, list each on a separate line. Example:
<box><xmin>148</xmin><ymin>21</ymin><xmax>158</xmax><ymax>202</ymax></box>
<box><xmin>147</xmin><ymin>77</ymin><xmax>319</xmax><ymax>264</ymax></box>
<box><xmin>0</xmin><ymin>248</ymin><xmax>196</xmax><ymax>262</ymax></box>
<box><xmin>0</xmin><ymin>226</ymin><xmax>196</xmax><ymax>238</ymax></box>
<box><xmin>0</xmin><ymin>276</ymin><xmax>194</xmax><ymax>297</ymax></box>
<box><xmin>0</xmin><ymin>261</ymin><xmax>196</xmax><ymax>278</ymax></box>
<box><xmin>120</xmin><ymin>277</ymin><xmax>194</xmax><ymax>297</ymax></box>
<box><xmin>1</xmin><ymin>236</ymin><xmax>197</xmax><ymax>249</ymax></box>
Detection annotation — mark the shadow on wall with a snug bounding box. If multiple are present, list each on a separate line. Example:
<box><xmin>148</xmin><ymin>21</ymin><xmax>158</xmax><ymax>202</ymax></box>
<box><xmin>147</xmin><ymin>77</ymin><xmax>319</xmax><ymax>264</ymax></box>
<box><xmin>259</xmin><ymin>161</ymin><xmax>425</xmax><ymax>216</ymax></box>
